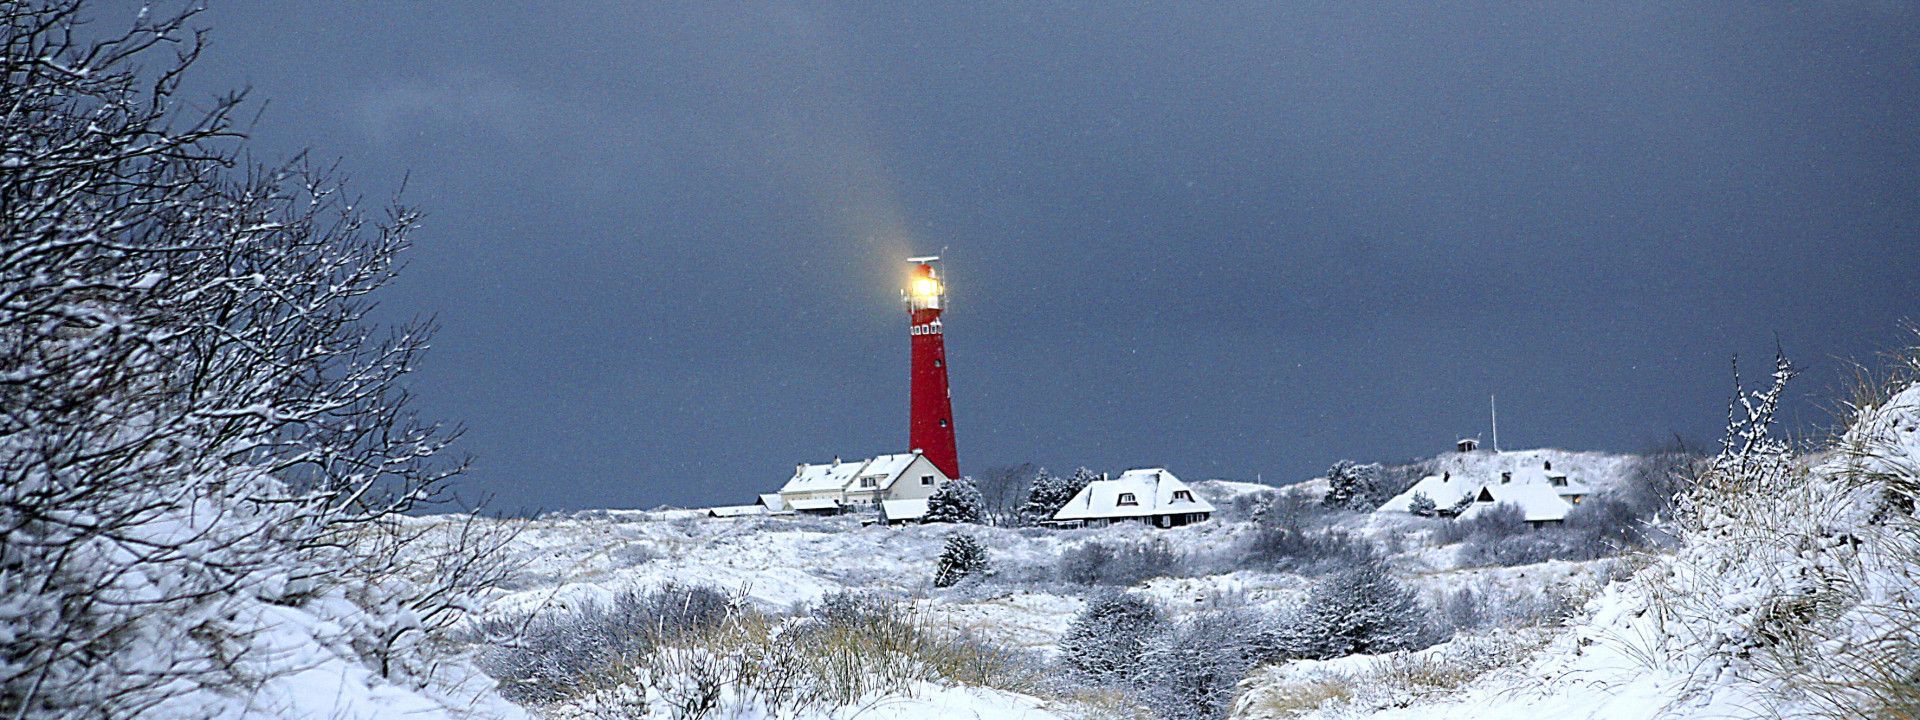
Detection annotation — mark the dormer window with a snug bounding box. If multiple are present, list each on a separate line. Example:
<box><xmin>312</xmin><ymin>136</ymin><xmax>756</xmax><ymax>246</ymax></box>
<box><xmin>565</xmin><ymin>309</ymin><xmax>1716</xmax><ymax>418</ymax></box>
<box><xmin>859</xmin><ymin>476</ymin><xmax>878</xmax><ymax>488</ymax></box>
<box><xmin>1549</xmin><ymin>475</ymin><xmax>1567</xmax><ymax>487</ymax></box>
<box><xmin>1173</xmin><ymin>490</ymin><xmax>1193</xmax><ymax>502</ymax></box>
<box><xmin>1117</xmin><ymin>493</ymin><xmax>1139</xmax><ymax>506</ymax></box>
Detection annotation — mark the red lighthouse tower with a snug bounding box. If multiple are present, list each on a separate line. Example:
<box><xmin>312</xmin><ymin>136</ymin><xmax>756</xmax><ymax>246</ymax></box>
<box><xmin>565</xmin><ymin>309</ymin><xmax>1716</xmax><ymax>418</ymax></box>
<box><xmin>905</xmin><ymin>256</ymin><xmax>960</xmax><ymax>479</ymax></box>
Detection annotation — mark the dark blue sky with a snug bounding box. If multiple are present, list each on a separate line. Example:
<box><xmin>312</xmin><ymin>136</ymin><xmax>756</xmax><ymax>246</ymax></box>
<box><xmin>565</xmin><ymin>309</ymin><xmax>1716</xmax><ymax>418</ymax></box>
<box><xmin>144</xmin><ymin>2</ymin><xmax>1919</xmax><ymax>510</ymax></box>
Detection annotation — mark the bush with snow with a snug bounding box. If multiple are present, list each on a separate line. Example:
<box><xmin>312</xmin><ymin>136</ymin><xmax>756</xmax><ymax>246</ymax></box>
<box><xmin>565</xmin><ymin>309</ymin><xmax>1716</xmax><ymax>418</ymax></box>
<box><xmin>1019</xmin><ymin>468</ymin><xmax>1077</xmax><ymax>524</ymax></box>
<box><xmin>1136</xmin><ymin>609</ymin><xmax>1287</xmax><ymax>720</ymax></box>
<box><xmin>475</xmin><ymin>584</ymin><xmax>740</xmax><ymax>704</ymax></box>
<box><xmin>1321</xmin><ymin>460</ymin><xmax>1389</xmax><ymax>511</ymax></box>
<box><xmin>925</xmin><ymin>476</ymin><xmax>988</xmax><ymax>524</ymax></box>
<box><xmin>1408</xmin><ymin>491</ymin><xmax>1439</xmax><ymax>517</ymax></box>
<box><xmin>1058</xmin><ymin>591</ymin><xmax>1169</xmax><ymax>681</ymax></box>
<box><xmin>934</xmin><ymin>533</ymin><xmax>992</xmax><ymax>587</ymax></box>
<box><xmin>1237</xmin><ymin>526</ymin><xmax>1377</xmax><ymax>575</ymax></box>
<box><xmin>1280</xmin><ymin>557</ymin><xmax>1432</xmax><ymax>660</ymax></box>
<box><xmin>1056</xmin><ymin>537</ymin><xmax>1185</xmax><ymax>586</ymax></box>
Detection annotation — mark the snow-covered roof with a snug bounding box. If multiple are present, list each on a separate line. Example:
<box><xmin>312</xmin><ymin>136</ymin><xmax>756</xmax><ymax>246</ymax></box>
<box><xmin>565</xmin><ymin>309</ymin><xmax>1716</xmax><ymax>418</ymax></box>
<box><xmin>1378</xmin><ymin>456</ymin><xmax>1594</xmax><ymax>515</ymax></box>
<box><xmin>707</xmin><ymin>504</ymin><xmax>766</xmax><ymax>518</ymax></box>
<box><xmin>778</xmin><ymin>453</ymin><xmax>935</xmax><ymax>495</ymax></box>
<box><xmin>1504</xmin><ymin>464</ymin><xmax>1591</xmax><ymax>497</ymax></box>
<box><xmin>787</xmin><ymin>497</ymin><xmax>841</xmax><ymax>511</ymax></box>
<box><xmin>879</xmin><ymin>498</ymin><xmax>929</xmax><ymax>523</ymax></box>
<box><xmin>1457</xmin><ymin>480</ymin><xmax>1573</xmax><ymax>523</ymax></box>
<box><xmin>757</xmin><ymin>493</ymin><xmax>786</xmax><ymax>512</ymax></box>
<box><xmin>1053</xmin><ymin>468</ymin><xmax>1216</xmax><ymax>521</ymax></box>
<box><xmin>1378</xmin><ymin>473</ymin><xmax>1479</xmax><ymax>513</ymax></box>
<box><xmin>780</xmin><ymin>459</ymin><xmax>868</xmax><ymax>494</ymax></box>
<box><xmin>862</xmin><ymin>453</ymin><xmax>927</xmax><ymax>490</ymax></box>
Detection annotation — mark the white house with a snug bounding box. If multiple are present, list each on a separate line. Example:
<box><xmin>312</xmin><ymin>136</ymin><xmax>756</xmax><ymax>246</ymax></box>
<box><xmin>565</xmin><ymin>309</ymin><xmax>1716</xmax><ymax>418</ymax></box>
<box><xmin>1378</xmin><ymin>458</ymin><xmax>1587</xmax><ymax>526</ymax></box>
<box><xmin>774</xmin><ymin>451</ymin><xmax>950</xmax><ymax>517</ymax></box>
<box><xmin>1050</xmin><ymin>468</ymin><xmax>1215</xmax><ymax>529</ymax></box>
<box><xmin>1455</xmin><ymin>480</ymin><xmax>1571</xmax><ymax>525</ymax></box>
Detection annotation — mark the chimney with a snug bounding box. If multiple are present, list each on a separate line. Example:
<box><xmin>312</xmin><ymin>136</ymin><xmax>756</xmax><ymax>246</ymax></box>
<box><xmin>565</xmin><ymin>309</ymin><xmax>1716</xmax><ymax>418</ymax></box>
<box><xmin>1543</xmin><ymin>460</ymin><xmax>1552</xmax><ymax>471</ymax></box>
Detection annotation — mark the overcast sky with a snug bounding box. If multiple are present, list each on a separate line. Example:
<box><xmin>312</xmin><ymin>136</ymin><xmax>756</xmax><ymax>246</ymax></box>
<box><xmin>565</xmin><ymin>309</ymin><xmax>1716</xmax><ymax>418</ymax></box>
<box><xmin>135</xmin><ymin>2</ymin><xmax>1920</xmax><ymax>510</ymax></box>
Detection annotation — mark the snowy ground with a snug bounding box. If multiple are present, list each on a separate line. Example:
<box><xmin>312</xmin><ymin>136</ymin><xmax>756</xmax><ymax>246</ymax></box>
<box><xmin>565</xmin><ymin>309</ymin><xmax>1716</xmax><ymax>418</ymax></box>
<box><xmin>441</xmin><ymin>449</ymin><xmax>1647</xmax><ymax>719</ymax></box>
<box><xmin>1235</xmin><ymin>385</ymin><xmax>1920</xmax><ymax>720</ymax></box>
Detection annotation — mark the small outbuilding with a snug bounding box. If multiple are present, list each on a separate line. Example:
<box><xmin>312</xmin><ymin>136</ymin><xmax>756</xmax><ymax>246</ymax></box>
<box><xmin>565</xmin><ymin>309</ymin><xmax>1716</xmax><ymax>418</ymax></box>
<box><xmin>1050</xmin><ymin>468</ymin><xmax>1215</xmax><ymax>529</ymax></box>
<box><xmin>879</xmin><ymin>498</ymin><xmax>930</xmax><ymax>525</ymax></box>
<box><xmin>706</xmin><ymin>504</ymin><xmax>767</xmax><ymax>519</ymax></box>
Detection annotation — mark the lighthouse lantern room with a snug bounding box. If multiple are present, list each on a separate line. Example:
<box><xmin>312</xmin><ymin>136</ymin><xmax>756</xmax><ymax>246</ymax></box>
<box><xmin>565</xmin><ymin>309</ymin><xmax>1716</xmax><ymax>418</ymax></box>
<box><xmin>905</xmin><ymin>256</ymin><xmax>960</xmax><ymax>479</ymax></box>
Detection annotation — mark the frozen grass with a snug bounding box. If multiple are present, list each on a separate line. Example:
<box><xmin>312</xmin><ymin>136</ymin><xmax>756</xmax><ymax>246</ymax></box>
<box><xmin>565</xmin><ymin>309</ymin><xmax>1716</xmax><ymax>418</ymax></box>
<box><xmin>1244</xmin><ymin>678</ymin><xmax>1355</xmax><ymax>719</ymax></box>
<box><xmin>480</xmin><ymin>588</ymin><xmax>1058</xmax><ymax>718</ymax></box>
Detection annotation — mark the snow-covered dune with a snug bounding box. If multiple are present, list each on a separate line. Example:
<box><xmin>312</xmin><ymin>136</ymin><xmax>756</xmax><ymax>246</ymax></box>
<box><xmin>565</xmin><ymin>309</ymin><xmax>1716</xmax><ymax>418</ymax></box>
<box><xmin>1235</xmin><ymin>383</ymin><xmax>1920</xmax><ymax>719</ymax></box>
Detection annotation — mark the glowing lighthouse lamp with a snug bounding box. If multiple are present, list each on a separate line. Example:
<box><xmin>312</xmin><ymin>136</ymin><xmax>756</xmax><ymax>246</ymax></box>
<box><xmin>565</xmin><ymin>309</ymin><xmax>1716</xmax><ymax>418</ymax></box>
<box><xmin>904</xmin><ymin>256</ymin><xmax>960</xmax><ymax>479</ymax></box>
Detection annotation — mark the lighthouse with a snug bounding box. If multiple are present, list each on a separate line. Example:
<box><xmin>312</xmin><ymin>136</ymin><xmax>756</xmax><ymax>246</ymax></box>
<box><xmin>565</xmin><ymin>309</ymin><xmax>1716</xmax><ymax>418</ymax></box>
<box><xmin>905</xmin><ymin>256</ymin><xmax>960</xmax><ymax>479</ymax></box>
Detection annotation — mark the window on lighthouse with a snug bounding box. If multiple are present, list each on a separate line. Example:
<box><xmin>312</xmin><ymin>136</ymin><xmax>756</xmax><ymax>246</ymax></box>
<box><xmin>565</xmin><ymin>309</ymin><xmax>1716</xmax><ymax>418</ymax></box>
<box><xmin>934</xmin><ymin>360</ymin><xmax>942</xmax><ymax>368</ymax></box>
<box><xmin>939</xmin><ymin>418</ymin><xmax>948</xmax><ymax>427</ymax></box>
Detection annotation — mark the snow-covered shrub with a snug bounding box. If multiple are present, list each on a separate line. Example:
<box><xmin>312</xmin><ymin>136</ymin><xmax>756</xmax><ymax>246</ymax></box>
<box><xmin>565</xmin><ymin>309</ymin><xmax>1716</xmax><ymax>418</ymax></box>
<box><xmin>0</xmin><ymin>4</ymin><xmax>508</xmax><ymax>716</ymax></box>
<box><xmin>1281</xmin><ymin>558</ymin><xmax>1431</xmax><ymax>659</ymax></box>
<box><xmin>1059</xmin><ymin>591</ymin><xmax>1168</xmax><ymax>681</ymax></box>
<box><xmin>1442</xmin><ymin>493</ymin><xmax>1672</xmax><ymax>567</ymax></box>
<box><xmin>1019</xmin><ymin>468</ymin><xmax>1077</xmax><ymax>524</ymax></box>
<box><xmin>1137</xmin><ymin>609</ymin><xmax>1286</xmax><ymax>720</ymax></box>
<box><xmin>1366</xmin><ymin>630</ymin><xmax>1542</xmax><ymax>696</ymax></box>
<box><xmin>1435</xmin><ymin>585</ymin><xmax>1488</xmax><ymax>632</ymax></box>
<box><xmin>1057</xmin><ymin>538</ymin><xmax>1184</xmax><ymax>586</ymax></box>
<box><xmin>1408</xmin><ymin>492</ymin><xmax>1439</xmax><ymax>517</ymax></box>
<box><xmin>934</xmin><ymin>532</ymin><xmax>992</xmax><ymax>587</ymax></box>
<box><xmin>1432</xmin><ymin>579</ymin><xmax>1591</xmax><ymax>636</ymax></box>
<box><xmin>809</xmin><ymin>589</ymin><xmax>896</xmax><ymax>626</ymax></box>
<box><xmin>476</xmin><ymin>583</ymin><xmax>742</xmax><ymax>704</ymax></box>
<box><xmin>1237</xmin><ymin>527</ymin><xmax>1376</xmax><ymax>575</ymax></box>
<box><xmin>1215</xmin><ymin>488</ymin><xmax>1280</xmax><ymax>524</ymax></box>
<box><xmin>1433</xmin><ymin>503</ymin><xmax>1527</xmax><ymax>545</ymax></box>
<box><xmin>1065</xmin><ymin>466</ymin><xmax>1102</xmax><ymax>496</ymax></box>
<box><xmin>1321</xmin><ymin>460</ymin><xmax>1388</xmax><ymax>511</ymax></box>
<box><xmin>925</xmin><ymin>476</ymin><xmax>988</xmax><ymax>524</ymax></box>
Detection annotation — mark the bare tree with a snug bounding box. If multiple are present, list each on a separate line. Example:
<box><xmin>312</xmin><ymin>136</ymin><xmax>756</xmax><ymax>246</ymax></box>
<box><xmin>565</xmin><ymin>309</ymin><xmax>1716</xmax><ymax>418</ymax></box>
<box><xmin>971</xmin><ymin>462</ymin><xmax>1034</xmax><ymax>526</ymax></box>
<box><xmin>1</xmin><ymin>3</ymin><xmax>499</xmax><ymax>716</ymax></box>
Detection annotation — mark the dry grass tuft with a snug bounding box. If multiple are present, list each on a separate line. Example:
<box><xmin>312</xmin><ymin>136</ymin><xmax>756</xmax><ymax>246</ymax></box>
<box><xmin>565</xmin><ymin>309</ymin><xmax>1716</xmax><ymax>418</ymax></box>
<box><xmin>1246</xmin><ymin>678</ymin><xmax>1355</xmax><ymax>719</ymax></box>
